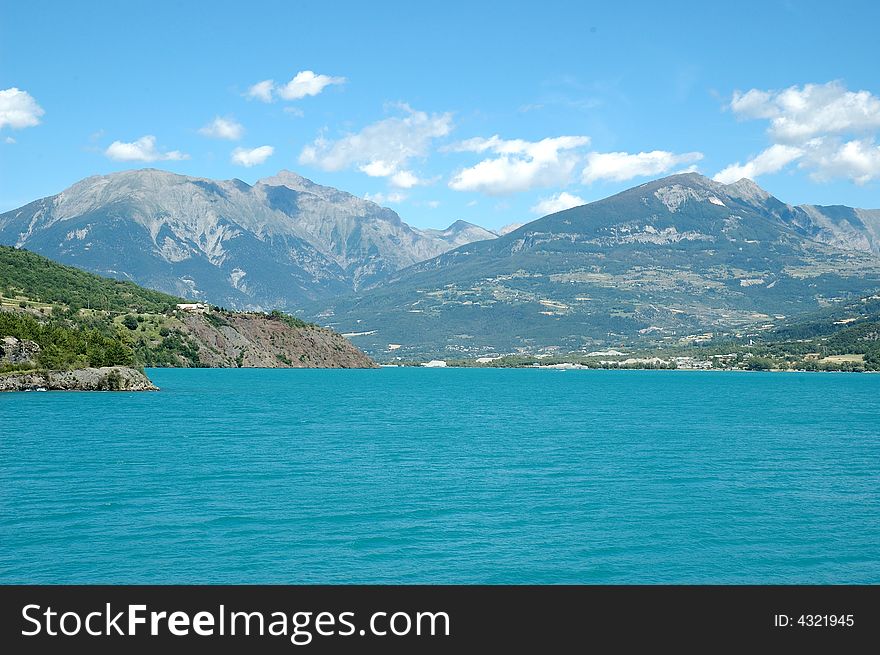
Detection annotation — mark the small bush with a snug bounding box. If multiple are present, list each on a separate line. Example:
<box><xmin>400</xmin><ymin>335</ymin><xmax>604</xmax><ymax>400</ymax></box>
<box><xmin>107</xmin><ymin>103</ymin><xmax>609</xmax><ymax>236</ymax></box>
<box><xmin>103</xmin><ymin>370</ymin><xmax>123</xmax><ymax>391</ymax></box>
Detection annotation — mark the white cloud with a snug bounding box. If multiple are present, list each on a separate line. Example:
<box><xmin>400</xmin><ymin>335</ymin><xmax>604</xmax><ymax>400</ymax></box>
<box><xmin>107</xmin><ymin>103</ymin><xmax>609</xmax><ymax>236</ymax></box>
<box><xmin>728</xmin><ymin>89</ymin><xmax>777</xmax><ymax>120</ymax></box>
<box><xmin>247</xmin><ymin>79</ymin><xmax>275</xmax><ymax>102</ymax></box>
<box><xmin>731</xmin><ymin>81</ymin><xmax>880</xmax><ymax>144</ymax></box>
<box><xmin>720</xmin><ymin>81</ymin><xmax>880</xmax><ymax>184</ymax></box>
<box><xmin>278</xmin><ymin>70</ymin><xmax>345</xmax><ymax>100</ymax></box>
<box><xmin>4</xmin><ymin>136</ymin><xmax>15</xmax><ymax>144</ymax></box>
<box><xmin>359</xmin><ymin>160</ymin><xmax>396</xmax><ymax>177</ymax></box>
<box><xmin>199</xmin><ymin>116</ymin><xmax>244</xmax><ymax>140</ymax></box>
<box><xmin>806</xmin><ymin>138</ymin><xmax>880</xmax><ymax>185</ymax></box>
<box><xmin>0</xmin><ymin>87</ymin><xmax>44</xmax><ymax>130</ymax></box>
<box><xmin>582</xmin><ymin>150</ymin><xmax>703</xmax><ymax>184</ymax></box>
<box><xmin>673</xmin><ymin>164</ymin><xmax>701</xmax><ymax>175</ymax></box>
<box><xmin>231</xmin><ymin>145</ymin><xmax>274</xmax><ymax>167</ymax></box>
<box><xmin>448</xmin><ymin>135</ymin><xmax>590</xmax><ymax>195</ymax></box>
<box><xmin>105</xmin><ymin>135</ymin><xmax>188</xmax><ymax>162</ymax></box>
<box><xmin>364</xmin><ymin>191</ymin><xmax>407</xmax><ymax>205</ymax></box>
<box><xmin>299</xmin><ymin>105</ymin><xmax>451</xmax><ymax>185</ymax></box>
<box><xmin>247</xmin><ymin>71</ymin><xmax>345</xmax><ymax>103</ymax></box>
<box><xmin>530</xmin><ymin>191</ymin><xmax>587</xmax><ymax>215</ymax></box>
<box><xmin>713</xmin><ymin>144</ymin><xmax>803</xmax><ymax>184</ymax></box>
<box><xmin>424</xmin><ymin>200</ymin><xmax>440</xmax><ymax>209</ymax></box>
<box><xmin>366</xmin><ymin>168</ymin><xmax>432</xmax><ymax>188</ymax></box>
<box><xmin>389</xmin><ymin>170</ymin><xmax>423</xmax><ymax>189</ymax></box>
<box><xmin>284</xmin><ymin>106</ymin><xmax>305</xmax><ymax>118</ymax></box>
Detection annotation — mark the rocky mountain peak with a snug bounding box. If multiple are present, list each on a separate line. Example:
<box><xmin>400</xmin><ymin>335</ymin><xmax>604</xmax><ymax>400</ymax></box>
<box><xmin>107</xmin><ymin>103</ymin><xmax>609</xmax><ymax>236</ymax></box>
<box><xmin>445</xmin><ymin>219</ymin><xmax>488</xmax><ymax>234</ymax></box>
<box><xmin>626</xmin><ymin>172</ymin><xmax>777</xmax><ymax>215</ymax></box>
<box><xmin>257</xmin><ymin>170</ymin><xmax>316</xmax><ymax>193</ymax></box>
<box><xmin>721</xmin><ymin>177</ymin><xmax>772</xmax><ymax>204</ymax></box>
<box><xmin>497</xmin><ymin>222</ymin><xmax>525</xmax><ymax>236</ymax></box>
<box><xmin>0</xmin><ymin>168</ymin><xmax>500</xmax><ymax>308</ymax></box>
<box><xmin>415</xmin><ymin>220</ymin><xmax>499</xmax><ymax>249</ymax></box>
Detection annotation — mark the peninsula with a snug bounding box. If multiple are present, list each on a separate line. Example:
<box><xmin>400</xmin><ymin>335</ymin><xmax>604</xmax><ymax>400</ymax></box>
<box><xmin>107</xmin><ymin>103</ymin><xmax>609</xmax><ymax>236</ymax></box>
<box><xmin>0</xmin><ymin>246</ymin><xmax>376</xmax><ymax>392</ymax></box>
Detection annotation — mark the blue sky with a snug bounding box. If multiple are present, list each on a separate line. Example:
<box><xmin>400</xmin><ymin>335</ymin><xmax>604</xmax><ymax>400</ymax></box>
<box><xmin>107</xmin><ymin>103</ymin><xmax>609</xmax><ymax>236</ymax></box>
<box><xmin>2</xmin><ymin>0</ymin><xmax>879</xmax><ymax>230</ymax></box>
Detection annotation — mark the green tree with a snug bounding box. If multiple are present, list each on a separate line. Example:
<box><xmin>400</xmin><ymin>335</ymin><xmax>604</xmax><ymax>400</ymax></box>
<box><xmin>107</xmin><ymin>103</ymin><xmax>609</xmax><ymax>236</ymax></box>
<box><xmin>746</xmin><ymin>356</ymin><xmax>775</xmax><ymax>371</ymax></box>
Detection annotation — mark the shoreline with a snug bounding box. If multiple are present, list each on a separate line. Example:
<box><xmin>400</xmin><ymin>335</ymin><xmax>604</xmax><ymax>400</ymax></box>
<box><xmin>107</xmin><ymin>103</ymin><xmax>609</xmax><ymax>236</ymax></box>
<box><xmin>366</xmin><ymin>362</ymin><xmax>879</xmax><ymax>374</ymax></box>
<box><xmin>0</xmin><ymin>366</ymin><xmax>158</xmax><ymax>392</ymax></box>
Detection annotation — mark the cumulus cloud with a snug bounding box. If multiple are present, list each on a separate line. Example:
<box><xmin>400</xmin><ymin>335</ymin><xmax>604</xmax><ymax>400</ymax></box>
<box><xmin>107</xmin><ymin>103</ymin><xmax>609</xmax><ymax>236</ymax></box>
<box><xmin>231</xmin><ymin>145</ymin><xmax>274</xmax><ymax>167</ymax></box>
<box><xmin>105</xmin><ymin>136</ymin><xmax>188</xmax><ymax>162</ymax></box>
<box><xmin>364</xmin><ymin>191</ymin><xmax>407</xmax><ymax>205</ymax></box>
<box><xmin>389</xmin><ymin>170</ymin><xmax>424</xmax><ymax>189</ymax></box>
<box><xmin>359</xmin><ymin>160</ymin><xmax>396</xmax><ymax>177</ymax></box>
<box><xmin>713</xmin><ymin>144</ymin><xmax>804</xmax><ymax>184</ymax></box>
<box><xmin>582</xmin><ymin>150</ymin><xmax>703</xmax><ymax>184</ymax></box>
<box><xmin>448</xmin><ymin>135</ymin><xmax>590</xmax><ymax>195</ymax></box>
<box><xmin>530</xmin><ymin>191</ymin><xmax>587</xmax><ymax>215</ymax></box>
<box><xmin>718</xmin><ymin>81</ymin><xmax>880</xmax><ymax>184</ymax></box>
<box><xmin>0</xmin><ymin>87</ymin><xmax>45</xmax><ymax>130</ymax></box>
<box><xmin>278</xmin><ymin>70</ymin><xmax>345</xmax><ymax>100</ymax></box>
<box><xmin>806</xmin><ymin>139</ymin><xmax>880</xmax><ymax>185</ymax></box>
<box><xmin>247</xmin><ymin>79</ymin><xmax>275</xmax><ymax>102</ymax></box>
<box><xmin>731</xmin><ymin>81</ymin><xmax>880</xmax><ymax>143</ymax></box>
<box><xmin>199</xmin><ymin>116</ymin><xmax>244</xmax><ymax>140</ymax></box>
<box><xmin>299</xmin><ymin>105</ymin><xmax>451</xmax><ymax>185</ymax></box>
<box><xmin>247</xmin><ymin>71</ymin><xmax>345</xmax><ymax>103</ymax></box>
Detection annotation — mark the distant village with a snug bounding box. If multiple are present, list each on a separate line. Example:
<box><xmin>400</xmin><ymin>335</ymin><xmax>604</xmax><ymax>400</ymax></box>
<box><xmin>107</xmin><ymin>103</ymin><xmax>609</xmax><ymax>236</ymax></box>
<box><xmin>414</xmin><ymin>332</ymin><xmax>867</xmax><ymax>371</ymax></box>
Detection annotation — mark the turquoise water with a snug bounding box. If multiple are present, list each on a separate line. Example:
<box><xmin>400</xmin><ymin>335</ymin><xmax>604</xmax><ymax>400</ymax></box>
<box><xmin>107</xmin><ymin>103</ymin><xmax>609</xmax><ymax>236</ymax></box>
<box><xmin>1</xmin><ymin>368</ymin><xmax>878</xmax><ymax>584</ymax></box>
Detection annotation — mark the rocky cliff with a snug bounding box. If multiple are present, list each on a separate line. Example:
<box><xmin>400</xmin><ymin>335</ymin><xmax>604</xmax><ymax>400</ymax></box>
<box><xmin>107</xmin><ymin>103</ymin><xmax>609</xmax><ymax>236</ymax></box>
<box><xmin>0</xmin><ymin>336</ymin><xmax>41</xmax><ymax>364</ymax></box>
<box><xmin>176</xmin><ymin>311</ymin><xmax>377</xmax><ymax>368</ymax></box>
<box><xmin>0</xmin><ymin>366</ymin><xmax>158</xmax><ymax>392</ymax></box>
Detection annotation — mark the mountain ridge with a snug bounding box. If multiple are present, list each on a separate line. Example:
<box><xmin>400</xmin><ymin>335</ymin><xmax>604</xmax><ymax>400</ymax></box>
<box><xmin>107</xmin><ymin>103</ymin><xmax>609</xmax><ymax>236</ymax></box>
<box><xmin>4</xmin><ymin>169</ymin><xmax>880</xmax><ymax>359</ymax></box>
<box><xmin>312</xmin><ymin>173</ymin><xmax>880</xmax><ymax>358</ymax></box>
<box><xmin>0</xmin><ymin>168</ymin><xmax>499</xmax><ymax>311</ymax></box>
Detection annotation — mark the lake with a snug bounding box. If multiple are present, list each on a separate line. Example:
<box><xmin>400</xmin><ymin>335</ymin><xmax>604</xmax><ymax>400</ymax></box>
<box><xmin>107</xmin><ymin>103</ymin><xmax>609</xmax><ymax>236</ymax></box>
<box><xmin>1</xmin><ymin>368</ymin><xmax>878</xmax><ymax>583</ymax></box>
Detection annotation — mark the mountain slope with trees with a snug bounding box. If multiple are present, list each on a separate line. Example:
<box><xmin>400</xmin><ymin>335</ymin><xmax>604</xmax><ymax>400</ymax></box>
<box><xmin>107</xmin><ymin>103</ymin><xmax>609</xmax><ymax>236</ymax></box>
<box><xmin>313</xmin><ymin>174</ymin><xmax>880</xmax><ymax>358</ymax></box>
<box><xmin>0</xmin><ymin>245</ymin><xmax>375</xmax><ymax>373</ymax></box>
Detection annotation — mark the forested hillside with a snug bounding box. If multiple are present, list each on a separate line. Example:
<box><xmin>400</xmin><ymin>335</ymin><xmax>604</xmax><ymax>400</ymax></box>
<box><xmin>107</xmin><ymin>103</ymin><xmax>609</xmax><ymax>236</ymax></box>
<box><xmin>0</xmin><ymin>246</ymin><xmax>374</xmax><ymax>371</ymax></box>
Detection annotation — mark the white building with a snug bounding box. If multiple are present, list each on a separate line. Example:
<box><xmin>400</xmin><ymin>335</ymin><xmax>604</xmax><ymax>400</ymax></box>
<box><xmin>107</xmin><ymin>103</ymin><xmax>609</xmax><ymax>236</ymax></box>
<box><xmin>176</xmin><ymin>303</ymin><xmax>210</xmax><ymax>313</ymax></box>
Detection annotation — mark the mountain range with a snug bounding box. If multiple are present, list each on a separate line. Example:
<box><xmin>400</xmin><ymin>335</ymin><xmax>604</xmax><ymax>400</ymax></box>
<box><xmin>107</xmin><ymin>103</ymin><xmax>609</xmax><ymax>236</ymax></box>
<box><xmin>3</xmin><ymin>169</ymin><xmax>880</xmax><ymax>358</ymax></box>
<box><xmin>315</xmin><ymin>173</ymin><xmax>880</xmax><ymax>356</ymax></box>
<box><xmin>0</xmin><ymin>169</ymin><xmax>498</xmax><ymax>310</ymax></box>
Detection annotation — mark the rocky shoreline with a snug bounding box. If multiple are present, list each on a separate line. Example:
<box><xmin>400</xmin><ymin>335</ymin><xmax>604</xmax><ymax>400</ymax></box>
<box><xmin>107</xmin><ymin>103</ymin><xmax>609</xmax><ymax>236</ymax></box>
<box><xmin>0</xmin><ymin>366</ymin><xmax>158</xmax><ymax>392</ymax></box>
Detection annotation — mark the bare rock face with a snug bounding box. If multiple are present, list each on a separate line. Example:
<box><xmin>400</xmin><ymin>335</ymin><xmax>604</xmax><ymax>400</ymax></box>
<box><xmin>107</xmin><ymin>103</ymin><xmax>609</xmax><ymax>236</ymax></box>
<box><xmin>0</xmin><ymin>366</ymin><xmax>158</xmax><ymax>392</ymax></box>
<box><xmin>178</xmin><ymin>312</ymin><xmax>377</xmax><ymax>368</ymax></box>
<box><xmin>0</xmin><ymin>336</ymin><xmax>40</xmax><ymax>365</ymax></box>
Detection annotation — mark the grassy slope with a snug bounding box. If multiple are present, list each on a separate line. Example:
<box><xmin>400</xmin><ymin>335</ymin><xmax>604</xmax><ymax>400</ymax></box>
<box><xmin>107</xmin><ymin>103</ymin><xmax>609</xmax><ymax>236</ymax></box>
<box><xmin>0</xmin><ymin>244</ymin><xmax>182</xmax><ymax>313</ymax></box>
<box><xmin>0</xmin><ymin>246</ymin><xmax>359</xmax><ymax>371</ymax></box>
